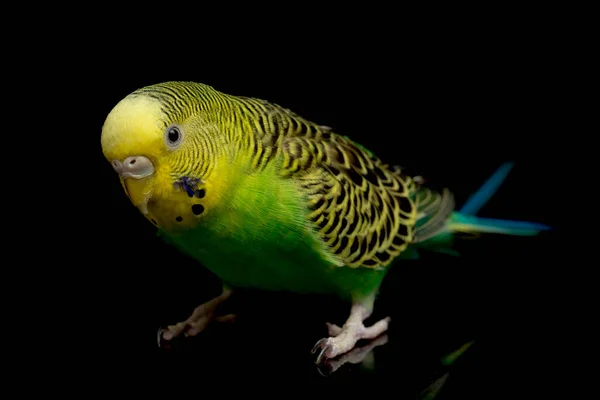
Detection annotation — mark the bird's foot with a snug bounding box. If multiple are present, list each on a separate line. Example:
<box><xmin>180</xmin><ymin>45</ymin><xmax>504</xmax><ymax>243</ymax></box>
<box><xmin>157</xmin><ymin>288</ymin><xmax>235</xmax><ymax>347</ymax></box>
<box><xmin>312</xmin><ymin>316</ymin><xmax>391</xmax><ymax>364</ymax></box>
<box><xmin>316</xmin><ymin>333</ymin><xmax>389</xmax><ymax>376</ymax></box>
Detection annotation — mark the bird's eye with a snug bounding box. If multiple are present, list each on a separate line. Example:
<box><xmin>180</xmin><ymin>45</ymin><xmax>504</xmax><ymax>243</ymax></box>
<box><xmin>165</xmin><ymin>125</ymin><xmax>183</xmax><ymax>148</ymax></box>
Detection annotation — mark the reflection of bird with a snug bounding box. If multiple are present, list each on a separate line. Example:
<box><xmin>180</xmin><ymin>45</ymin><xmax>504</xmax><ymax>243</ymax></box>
<box><xmin>419</xmin><ymin>341</ymin><xmax>475</xmax><ymax>400</ymax></box>
<box><xmin>101</xmin><ymin>81</ymin><xmax>550</xmax><ymax>362</ymax></box>
<box><xmin>317</xmin><ymin>333</ymin><xmax>389</xmax><ymax>376</ymax></box>
<box><xmin>419</xmin><ymin>373</ymin><xmax>450</xmax><ymax>400</ymax></box>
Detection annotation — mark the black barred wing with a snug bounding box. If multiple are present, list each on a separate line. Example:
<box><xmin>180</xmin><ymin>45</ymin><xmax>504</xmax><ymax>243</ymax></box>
<box><xmin>280</xmin><ymin>132</ymin><xmax>419</xmax><ymax>270</ymax></box>
<box><xmin>236</xmin><ymin>96</ymin><xmax>455</xmax><ymax>269</ymax></box>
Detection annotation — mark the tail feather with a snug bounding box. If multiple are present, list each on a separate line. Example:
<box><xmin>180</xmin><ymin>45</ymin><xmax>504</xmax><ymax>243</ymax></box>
<box><xmin>449</xmin><ymin>161</ymin><xmax>551</xmax><ymax>236</ymax></box>
<box><xmin>415</xmin><ymin>163</ymin><xmax>552</xmax><ymax>256</ymax></box>
<box><xmin>418</xmin><ymin>162</ymin><xmax>551</xmax><ymax>254</ymax></box>
<box><xmin>448</xmin><ymin>213</ymin><xmax>551</xmax><ymax>236</ymax></box>
<box><xmin>459</xmin><ymin>162</ymin><xmax>514</xmax><ymax>216</ymax></box>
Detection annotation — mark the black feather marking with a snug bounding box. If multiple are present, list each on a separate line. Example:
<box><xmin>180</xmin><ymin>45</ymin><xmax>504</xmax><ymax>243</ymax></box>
<box><xmin>191</xmin><ymin>204</ymin><xmax>205</xmax><ymax>215</ymax></box>
<box><xmin>347</xmin><ymin>168</ymin><xmax>364</xmax><ymax>187</ymax></box>
<box><xmin>397</xmin><ymin>224</ymin><xmax>408</xmax><ymax>236</ymax></box>
<box><xmin>350</xmin><ymin>238</ymin><xmax>360</xmax><ymax>255</ymax></box>
<box><xmin>362</xmin><ymin>259</ymin><xmax>378</xmax><ymax>267</ymax></box>
<box><xmin>336</xmin><ymin>186</ymin><xmax>347</xmax><ymax>205</ymax></box>
<box><xmin>365</xmin><ymin>168</ymin><xmax>379</xmax><ymax>185</ymax></box>
<box><xmin>347</xmin><ymin>215</ymin><xmax>359</xmax><ymax>235</ymax></box>
<box><xmin>367</xmin><ymin>231</ymin><xmax>378</xmax><ymax>253</ymax></box>
<box><xmin>335</xmin><ymin>236</ymin><xmax>349</xmax><ymax>255</ymax></box>
<box><xmin>375</xmin><ymin>251</ymin><xmax>391</xmax><ymax>262</ymax></box>
<box><xmin>318</xmin><ymin>215</ymin><xmax>329</xmax><ymax>230</ymax></box>
<box><xmin>398</xmin><ymin>196</ymin><xmax>412</xmax><ymax>213</ymax></box>
<box><xmin>310</xmin><ymin>198</ymin><xmax>326</xmax><ymax>211</ymax></box>
<box><xmin>324</xmin><ymin>213</ymin><xmax>340</xmax><ymax>235</ymax></box>
<box><xmin>330</xmin><ymin>235</ymin><xmax>340</xmax><ymax>249</ymax></box>
<box><xmin>392</xmin><ymin>235</ymin><xmax>406</xmax><ymax>247</ymax></box>
<box><xmin>339</xmin><ymin>217</ymin><xmax>348</xmax><ymax>235</ymax></box>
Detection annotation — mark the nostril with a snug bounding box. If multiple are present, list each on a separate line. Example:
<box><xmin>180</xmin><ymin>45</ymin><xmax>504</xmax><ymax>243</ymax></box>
<box><xmin>118</xmin><ymin>156</ymin><xmax>154</xmax><ymax>178</ymax></box>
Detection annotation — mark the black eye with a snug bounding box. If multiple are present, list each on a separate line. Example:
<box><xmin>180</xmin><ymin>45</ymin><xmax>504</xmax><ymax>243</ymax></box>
<box><xmin>167</xmin><ymin>127</ymin><xmax>180</xmax><ymax>143</ymax></box>
<box><xmin>165</xmin><ymin>125</ymin><xmax>183</xmax><ymax>148</ymax></box>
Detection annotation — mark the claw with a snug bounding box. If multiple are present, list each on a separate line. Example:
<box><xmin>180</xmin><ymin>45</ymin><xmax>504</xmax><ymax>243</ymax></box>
<box><xmin>317</xmin><ymin>344</ymin><xmax>333</xmax><ymax>365</ymax></box>
<box><xmin>312</xmin><ymin>338</ymin><xmax>334</xmax><ymax>365</ymax></box>
<box><xmin>157</xmin><ymin>327</ymin><xmax>173</xmax><ymax>349</ymax></box>
<box><xmin>315</xmin><ymin>333</ymin><xmax>389</xmax><ymax>376</ymax></box>
<box><xmin>317</xmin><ymin>363</ymin><xmax>334</xmax><ymax>377</ymax></box>
<box><xmin>311</xmin><ymin>338</ymin><xmax>327</xmax><ymax>354</ymax></box>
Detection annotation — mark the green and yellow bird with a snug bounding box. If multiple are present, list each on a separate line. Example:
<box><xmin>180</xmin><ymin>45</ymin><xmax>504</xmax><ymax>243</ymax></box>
<box><xmin>100</xmin><ymin>81</ymin><xmax>549</xmax><ymax>362</ymax></box>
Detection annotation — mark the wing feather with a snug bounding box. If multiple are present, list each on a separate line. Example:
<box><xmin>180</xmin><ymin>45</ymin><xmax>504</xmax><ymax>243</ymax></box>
<box><xmin>237</xmin><ymin>97</ymin><xmax>454</xmax><ymax>269</ymax></box>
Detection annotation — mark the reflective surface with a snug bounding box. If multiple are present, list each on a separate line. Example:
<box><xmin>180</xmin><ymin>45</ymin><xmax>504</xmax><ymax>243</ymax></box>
<box><xmin>88</xmin><ymin>225</ymin><xmax>557</xmax><ymax>397</ymax></box>
<box><xmin>151</xmin><ymin>281</ymin><xmax>480</xmax><ymax>394</ymax></box>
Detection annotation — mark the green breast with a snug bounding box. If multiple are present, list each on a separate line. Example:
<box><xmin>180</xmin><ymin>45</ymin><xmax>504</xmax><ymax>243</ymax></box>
<box><xmin>159</xmin><ymin>167</ymin><xmax>388</xmax><ymax>300</ymax></box>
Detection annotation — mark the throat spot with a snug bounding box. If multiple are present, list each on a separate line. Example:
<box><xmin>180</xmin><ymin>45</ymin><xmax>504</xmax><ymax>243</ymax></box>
<box><xmin>174</xmin><ymin>176</ymin><xmax>206</xmax><ymax>199</ymax></box>
<box><xmin>173</xmin><ymin>203</ymin><xmax>204</xmax><ymax>224</ymax></box>
<box><xmin>147</xmin><ymin>176</ymin><xmax>206</xmax><ymax>225</ymax></box>
<box><xmin>145</xmin><ymin>180</ymin><xmax>208</xmax><ymax>228</ymax></box>
<box><xmin>191</xmin><ymin>204</ymin><xmax>205</xmax><ymax>215</ymax></box>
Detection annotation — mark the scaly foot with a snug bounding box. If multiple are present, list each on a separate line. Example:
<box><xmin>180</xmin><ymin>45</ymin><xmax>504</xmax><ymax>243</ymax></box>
<box><xmin>157</xmin><ymin>288</ymin><xmax>234</xmax><ymax>347</ymax></box>
<box><xmin>317</xmin><ymin>333</ymin><xmax>389</xmax><ymax>376</ymax></box>
<box><xmin>312</xmin><ymin>298</ymin><xmax>390</xmax><ymax>364</ymax></box>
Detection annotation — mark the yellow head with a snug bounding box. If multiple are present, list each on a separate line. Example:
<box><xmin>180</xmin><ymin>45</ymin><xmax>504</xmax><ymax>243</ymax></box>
<box><xmin>100</xmin><ymin>81</ymin><xmax>233</xmax><ymax>230</ymax></box>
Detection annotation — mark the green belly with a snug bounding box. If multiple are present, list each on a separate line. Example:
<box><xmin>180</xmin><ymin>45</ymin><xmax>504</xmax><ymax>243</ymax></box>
<box><xmin>161</xmin><ymin>222</ymin><xmax>389</xmax><ymax>301</ymax></box>
<box><xmin>157</xmin><ymin>165</ymin><xmax>389</xmax><ymax>301</ymax></box>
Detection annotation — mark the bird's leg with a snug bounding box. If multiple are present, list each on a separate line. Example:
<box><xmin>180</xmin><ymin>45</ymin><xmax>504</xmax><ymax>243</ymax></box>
<box><xmin>312</xmin><ymin>293</ymin><xmax>390</xmax><ymax>364</ymax></box>
<box><xmin>158</xmin><ymin>286</ymin><xmax>235</xmax><ymax>346</ymax></box>
<box><xmin>317</xmin><ymin>333</ymin><xmax>389</xmax><ymax>376</ymax></box>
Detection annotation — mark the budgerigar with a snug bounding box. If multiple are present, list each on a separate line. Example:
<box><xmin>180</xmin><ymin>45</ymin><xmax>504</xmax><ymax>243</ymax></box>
<box><xmin>100</xmin><ymin>81</ymin><xmax>550</xmax><ymax>362</ymax></box>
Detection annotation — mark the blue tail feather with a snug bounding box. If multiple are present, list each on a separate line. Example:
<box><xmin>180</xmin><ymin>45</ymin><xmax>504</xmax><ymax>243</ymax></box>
<box><xmin>450</xmin><ymin>214</ymin><xmax>551</xmax><ymax>236</ymax></box>
<box><xmin>449</xmin><ymin>162</ymin><xmax>551</xmax><ymax>236</ymax></box>
<box><xmin>459</xmin><ymin>162</ymin><xmax>515</xmax><ymax>215</ymax></box>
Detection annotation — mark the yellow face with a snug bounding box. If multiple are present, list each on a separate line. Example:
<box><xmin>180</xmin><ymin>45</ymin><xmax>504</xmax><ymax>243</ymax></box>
<box><xmin>101</xmin><ymin>93</ymin><xmax>214</xmax><ymax>231</ymax></box>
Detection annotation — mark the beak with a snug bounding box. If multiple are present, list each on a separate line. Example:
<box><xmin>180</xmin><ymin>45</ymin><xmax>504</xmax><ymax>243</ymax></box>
<box><xmin>111</xmin><ymin>156</ymin><xmax>155</xmax><ymax>214</ymax></box>
<box><xmin>111</xmin><ymin>156</ymin><xmax>154</xmax><ymax>180</ymax></box>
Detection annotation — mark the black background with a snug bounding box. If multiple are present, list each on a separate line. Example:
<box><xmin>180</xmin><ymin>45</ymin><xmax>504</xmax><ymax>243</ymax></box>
<box><xmin>83</xmin><ymin>73</ymin><xmax>562</xmax><ymax>394</ymax></box>
<box><xmin>27</xmin><ymin>23</ymin><xmax>571</xmax><ymax>397</ymax></box>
